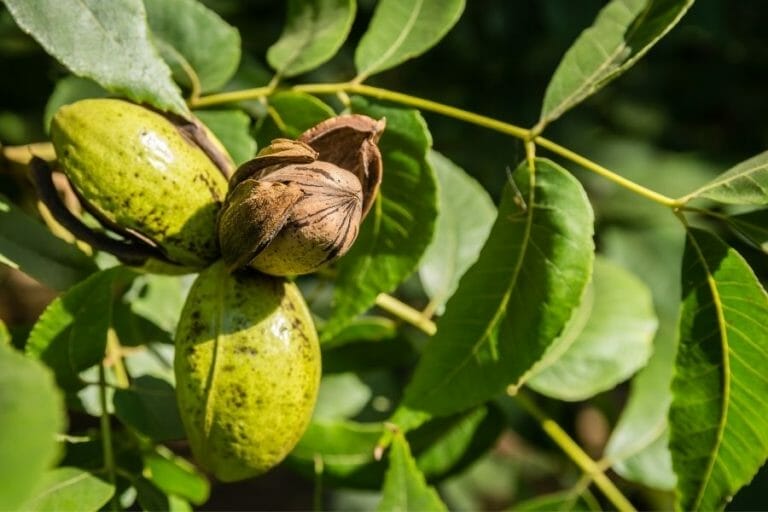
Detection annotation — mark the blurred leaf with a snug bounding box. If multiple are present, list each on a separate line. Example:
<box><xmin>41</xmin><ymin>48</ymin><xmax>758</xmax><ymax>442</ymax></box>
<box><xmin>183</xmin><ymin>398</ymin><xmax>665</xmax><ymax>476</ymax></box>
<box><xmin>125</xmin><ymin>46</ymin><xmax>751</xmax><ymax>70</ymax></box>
<box><xmin>394</xmin><ymin>159</ymin><xmax>594</xmax><ymax>425</ymax></box>
<box><xmin>602</xmin><ymin>225</ymin><xmax>684</xmax><ymax>490</ymax></box>
<box><xmin>23</xmin><ymin>467</ymin><xmax>114</xmax><ymax>512</ymax></box>
<box><xmin>44</xmin><ymin>75</ymin><xmax>107</xmax><ymax>131</ymax></box>
<box><xmin>143</xmin><ymin>451</ymin><xmax>209</xmax><ymax>505</ymax></box>
<box><xmin>112</xmin><ymin>302</ymin><xmax>173</xmax><ymax>347</ymax></box>
<box><xmin>322</xmin><ymin>316</ymin><xmax>397</xmax><ymax>349</ymax></box>
<box><xmin>322</xmin><ymin>98</ymin><xmax>437</xmax><ymax>341</ymax></box>
<box><xmin>355</xmin><ymin>0</ymin><xmax>466</xmax><ymax>81</ymax></box>
<box><xmin>256</xmin><ymin>90</ymin><xmax>335</xmax><ymax>148</ymax></box>
<box><xmin>684</xmin><ymin>150</ymin><xmax>768</xmax><ymax>205</ymax></box>
<box><xmin>123</xmin><ymin>274</ymin><xmax>191</xmax><ymax>333</ymax></box>
<box><xmin>26</xmin><ymin>267</ymin><xmax>135</xmax><ymax>389</ymax></box>
<box><xmin>514</xmin><ymin>490</ymin><xmax>600</xmax><ymax>511</ymax></box>
<box><xmin>113</xmin><ymin>375</ymin><xmax>184</xmax><ymax>441</ymax></box>
<box><xmin>669</xmin><ymin>228</ymin><xmax>768</xmax><ymax>511</ymax></box>
<box><xmin>194</xmin><ymin>109</ymin><xmax>256</xmax><ymax>166</ymax></box>
<box><xmin>3</xmin><ymin>0</ymin><xmax>187</xmax><ymax>115</ymax></box>
<box><xmin>313</xmin><ymin>372</ymin><xmax>373</xmax><ymax>420</ymax></box>
<box><xmin>419</xmin><ymin>150</ymin><xmax>496</xmax><ymax>314</ymax></box>
<box><xmin>144</xmin><ymin>0</ymin><xmax>240</xmax><ymax>93</ymax></box>
<box><xmin>123</xmin><ymin>343</ymin><xmax>175</xmax><ymax>383</ymax></box>
<box><xmin>0</xmin><ymin>194</ymin><xmax>97</xmax><ymax>291</ymax></box>
<box><xmin>267</xmin><ymin>0</ymin><xmax>355</xmax><ymax>77</ymax></box>
<box><xmin>528</xmin><ymin>257</ymin><xmax>657</xmax><ymax>401</ymax></box>
<box><xmin>725</xmin><ymin>209</ymin><xmax>768</xmax><ymax>253</ymax></box>
<box><xmin>134</xmin><ymin>477</ymin><xmax>170</xmax><ymax>512</ymax></box>
<box><xmin>0</xmin><ymin>319</ymin><xmax>9</xmax><ymax>346</ymax></box>
<box><xmin>378</xmin><ymin>433</ymin><xmax>447</xmax><ymax>512</ymax></box>
<box><xmin>0</xmin><ymin>345</ymin><xmax>64</xmax><ymax>511</ymax></box>
<box><xmin>538</xmin><ymin>0</ymin><xmax>694</xmax><ymax>130</ymax></box>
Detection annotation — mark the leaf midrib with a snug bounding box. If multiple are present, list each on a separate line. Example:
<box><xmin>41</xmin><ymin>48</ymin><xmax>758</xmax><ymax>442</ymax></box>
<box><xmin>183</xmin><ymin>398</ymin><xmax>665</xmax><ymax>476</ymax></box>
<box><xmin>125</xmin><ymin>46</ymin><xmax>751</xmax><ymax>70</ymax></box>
<box><xmin>357</xmin><ymin>0</ymin><xmax>424</xmax><ymax>79</ymax></box>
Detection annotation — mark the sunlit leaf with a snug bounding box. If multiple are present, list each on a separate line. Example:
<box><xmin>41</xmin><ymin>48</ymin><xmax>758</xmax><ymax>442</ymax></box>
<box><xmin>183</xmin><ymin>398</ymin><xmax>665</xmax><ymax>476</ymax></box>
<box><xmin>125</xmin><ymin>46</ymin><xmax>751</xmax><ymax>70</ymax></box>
<box><xmin>0</xmin><ymin>345</ymin><xmax>64</xmax><ymax>511</ymax></box>
<box><xmin>669</xmin><ymin>228</ymin><xmax>768</xmax><ymax>511</ymax></box>
<box><xmin>23</xmin><ymin>467</ymin><xmax>114</xmax><ymax>512</ymax></box>
<box><xmin>355</xmin><ymin>0</ymin><xmax>465</xmax><ymax>81</ymax></box>
<box><xmin>144</xmin><ymin>0</ymin><xmax>240</xmax><ymax>92</ymax></box>
<box><xmin>419</xmin><ymin>150</ymin><xmax>496</xmax><ymax>315</ymax></box>
<box><xmin>26</xmin><ymin>267</ymin><xmax>135</xmax><ymax>389</ymax></box>
<box><xmin>683</xmin><ymin>151</ymin><xmax>768</xmax><ymax>205</ymax></box>
<box><xmin>538</xmin><ymin>0</ymin><xmax>694</xmax><ymax>130</ymax></box>
<box><xmin>143</xmin><ymin>451</ymin><xmax>209</xmax><ymax>505</ymax></box>
<box><xmin>0</xmin><ymin>194</ymin><xmax>97</xmax><ymax>291</ymax></box>
<box><xmin>267</xmin><ymin>0</ymin><xmax>355</xmax><ymax>77</ymax></box>
<box><xmin>378</xmin><ymin>433</ymin><xmax>447</xmax><ymax>512</ymax></box>
<box><xmin>527</xmin><ymin>257</ymin><xmax>656</xmax><ymax>401</ymax></box>
<box><xmin>322</xmin><ymin>98</ymin><xmax>437</xmax><ymax>341</ymax></box>
<box><xmin>394</xmin><ymin>159</ymin><xmax>594</xmax><ymax>426</ymax></box>
<box><xmin>4</xmin><ymin>0</ymin><xmax>187</xmax><ymax>115</ymax></box>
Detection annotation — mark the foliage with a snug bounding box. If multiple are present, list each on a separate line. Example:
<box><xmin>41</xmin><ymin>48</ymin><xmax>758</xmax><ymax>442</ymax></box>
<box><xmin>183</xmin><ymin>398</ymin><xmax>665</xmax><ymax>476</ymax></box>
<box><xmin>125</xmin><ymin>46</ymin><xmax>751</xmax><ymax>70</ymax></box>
<box><xmin>1</xmin><ymin>0</ymin><xmax>767</xmax><ymax>510</ymax></box>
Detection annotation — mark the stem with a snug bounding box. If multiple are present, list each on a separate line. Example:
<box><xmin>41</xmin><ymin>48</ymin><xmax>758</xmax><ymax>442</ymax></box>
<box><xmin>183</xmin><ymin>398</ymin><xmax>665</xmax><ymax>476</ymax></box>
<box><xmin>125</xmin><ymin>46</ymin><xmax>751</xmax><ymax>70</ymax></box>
<box><xmin>2</xmin><ymin>142</ymin><xmax>56</xmax><ymax>164</ymax></box>
<box><xmin>534</xmin><ymin>137</ymin><xmax>681</xmax><ymax>208</ymax></box>
<box><xmin>514</xmin><ymin>391</ymin><xmax>636</xmax><ymax>512</ymax></box>
<box><xmin>189</xmin><ymin>85</ymin><xmax>275</xmax><ymax>109</ymax></box>
<box><xmin>106</xmin><ymin>329</ymin><xmax>130</xmax><ymax>388</ymax></box>
<box><xmin>98</xmin><ymin>363</ymin><xmax>119</xmax><ymax>512</ymax></box>
<box><xmin>375</xmin><ymin>293</ymin><xmax>437</xmax><ymax>336</ymax></box>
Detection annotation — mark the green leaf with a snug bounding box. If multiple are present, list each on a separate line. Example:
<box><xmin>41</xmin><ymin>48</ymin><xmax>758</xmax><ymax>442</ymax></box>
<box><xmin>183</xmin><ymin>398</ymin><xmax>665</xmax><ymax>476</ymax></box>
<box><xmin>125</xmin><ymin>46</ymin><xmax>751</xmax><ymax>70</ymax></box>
<box><xmin>669</xmin><ymin>228</ymin><xmax>768</xmax><ymax>511</ymax></box>
<box><xmin>0</xmin><ymin>345</ymin><xmax>64</xmax><ymax>511</ymax></box>
<box><xmin>3</xmin><ymin>0</ymin><xmax>187</xmax><ymax>115</ymax></box>
<box><xmin>419</xmin><ymin>150</ymin><xmax>496</xmax><ymax>314</ymax></box>
<box><xmin>396</xmin><ymin>159</ymin><xmax>594</xmax><ymax>423</ymax></box>
<box><xmin>194</xmin><ymin>109</ymin><xmax>256</xmax><ymax>166</ymax></box>
<box><xmin>112</xmin><ymin>302</ymin><xmax>173</xmax><ymax>347</ymax></box>
<box><xmin>0</xmin><ymin>194</ymin><xmax>97</xmax><ymax>291</ymax></box>
<box><xmin>313</xmin><ymin>373</ymin><xmax>373</xmax><ymax>420</ymax></box>
<box><xmin>378</xmin><ymin>433</ymin><xmax>447</xmax><ymax>512</ymax></box>
<box><xmin>683</xmin><ymin>151</ymin><xmax>768</xmax><ymax>205</ymax></box>
<box><xmin>23</xmin><ymin>467</ymin><xmax>114</xmax><ymax>511</ymax></box>
<box><xmin>725</xmin><ymin>209</ymin><xmax>768</xmax><ymax>253</ymax></box>
<box><xmin>123</xmin><ymin>273</ymin><xmax>191</xmax><ymax>333</ymax></box>
<box><xmin>267</xmin><ymin>0</ymin><xmax>356</xmax><ymax>77</ymax></box>
<box><xmin>143</xmin><ymin>451</ymin><xmax>209</xmax><ymax>505</ymax></box>
<box><xmin>354</xmin><ymin>0</ymin><xmax>465</xmax><ymax>81</ymax></box>
<box><xmin>322</xmin><ymin>316</ymin><xmax>397</xmax><ymax>349</ymax></box>
<box><xmin>256</xmin><ymin>91</ymin><xmax>335</xmax><ymax>148</ymax></box>
<box><xmin>113</xmin><ymin>375</ymin><xmax>184</xmax><ymax>441</ymax></box>
<box><xmin>514</xmin><ymin>490</ymin><xmax>600</xmax><ymax>511</ymax></box>
<box><xmin>144</xmin><ymin>0</ymin><xmax>240</xmax><ymax>93</ymax></box>
<box><xmin>0</xmin><ymin>319</ymin><xmax>9</xmax><ymax>346</ymax></box>
<box><xmin>44</xmin><ymin>76</ymin><xmax>107</xmax><ymax>131</ymax></box>
<box><xmin>527</xmin><ymin>257</ymin><xmax>657</xmax><ymax>401</ymax></box>
<box><xmin>322</xmin><ymin>97</ymin><xmax>437</xmax><ymax>341</ymax></box>
<box><xmin>602</xmin><ymin>225</ymin><xmax>684</xmax><ymax>490</ymax></box>
<box><xmin>26</xmin><ymin>267</ymin><xmax>135</xmax><ymax>389</ymax></box>
<box><xmin>538</xmin><ymin>0</ymin><xmax>694</xmax><ymax>130</ymax></box>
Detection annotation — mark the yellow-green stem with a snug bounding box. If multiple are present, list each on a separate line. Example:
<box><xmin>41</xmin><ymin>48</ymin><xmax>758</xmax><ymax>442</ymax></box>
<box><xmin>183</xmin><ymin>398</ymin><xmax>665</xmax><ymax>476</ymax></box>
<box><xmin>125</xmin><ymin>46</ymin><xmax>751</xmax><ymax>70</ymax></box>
<box><xmin>515</xmin><ymin>391</ymin><xmax>636</xmax><ymax>512</ymax></box>
<box><xmin>189</xmin><ymin>85</ymin><xmax>275</xmax><ymax>108</ymax></box>
<box><xmin>98</xmin><ymin>363</ymin><xmax>119</xmax><ymax>511</ymax></box>
<box><xmin>375</xmin><ymin>293</ymin><xmax>437</xmax><ymax>336</ymax></box>
<box><xmin>107</xmin><ymin>329</ymin><xmax>130</xmax><ymax>388</ymax></box>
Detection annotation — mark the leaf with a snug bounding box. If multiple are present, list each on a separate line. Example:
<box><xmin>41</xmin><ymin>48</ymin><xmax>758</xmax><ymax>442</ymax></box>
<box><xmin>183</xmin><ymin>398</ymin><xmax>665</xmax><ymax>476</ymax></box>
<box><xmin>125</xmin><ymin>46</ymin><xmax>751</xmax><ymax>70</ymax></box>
<box><xmin>194</xmin><ymin>109</ymin><xmax>256</xmax><ymax>166</ymax></box>
<box><xmin>725</xmin><ymin>209</ymin><xmax>768</xmax><ymax>253</ymax></box>
<box><xmin>256</xmin><ymin>91</ymin><xmax>335</xmax><ymax>148</ymax></box>
<box><xmin>354</xmin><ymin>0</ymin><xmax>466</xmax><ymax>81</ymax></box>
<box><xmin>527</xmin><ymin>257</ymin><xmax>657</xmax><ymax>401</ymax></box>
<box><xmin>113</xmin><ymin>375</ymin><xmax>185</xmax><ymax>441</ymax></box>
<box><xmin>112</xmin><ymin>302</ymin><xmax>173</xmax><ymax>347</ymax></box>
<box><xmin>377</xmin><ymin>433</ymin><xmax>447</xmax><ymax>512</ymax></box>
<box><xmin>0</xmin><ymin>345</ymin><xmax>64</xmax><ymax>511</ymax></box>
<box><xmin>669</xmin><ymin>228</ymin><xmax>768</xmax><ymax>511</ymax></box>
<box><xmin>313</xmin><ymin>372</ymin><xmax>373</xmax><ymax>420</ymax></box>
<box><xmin>0</xmin><ymin>320</ymin><xmax>9</xmax><ymax>346</ymax></box>
<box><xmin>419</xmin><ymin>150</ymin><xmax>496</xmax><ymax>314</ymax></box>
<box><xmin>26</xmin><ymin>267</ymin><xmax>135</xmax><ymax>389</ymax></box>
<box><xmin>321</xmin><ymin>97</ymin><xmax>438</xmax><ymax>341</ymax></box>
<box><xmin>3</xmin><ymin>0</ymin><xmax>187</xmax><ymax>115</ymax></box>
<box><xmin>322</xmin><ymin>316</ymin><xmax>397</xmax><ymax>349</ymax></box>
<box><xmin>683</xmin><ymin>151</ymin><xmax>768</xmax><ymax>205</ymax></box>
<box><xmin>44</xmin><ymin>75</ymin><xmax>107</xmax><ymax>131</ymax></box>
<box><xmin>144</xmin><ymin>0</ymin><xmax>240</xmax><ymax>93</ymax></box>
<box><xmin>538</xmin><ymin>0</ymin><xmax>694</xmax><ymax>130</ymax></box>
<box><xmin>267</xmin><ymin>0</ymin><xmax>356</xmax><ymax>77</ymax></box>
<box><xmin>0</xmin><ymin>194</ymin><xmax>97</xmax><ymax>291</ymax></box>
<box><xmin>23</xmin><ymin>467</ymin><xmax>114</xmax><ymax>511</ymax></box>
<box><xmin>395</xmin><ymin>159</ymin><xmax>594</xmax><ymax>423</ymax></box>
<box><xmin>602</xmin><ymin>225</ymin><xmax>684</xmax><ymax>490</ymax></box>
<box><xmin>514</xmin><ymin>490</ymin><xmax>600</xmax><ymax>511</ymax></box>
<box><xmin>143</xmin><ymin>451</ymin><xmax>209</xmax><ymax>505</ymax></box>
